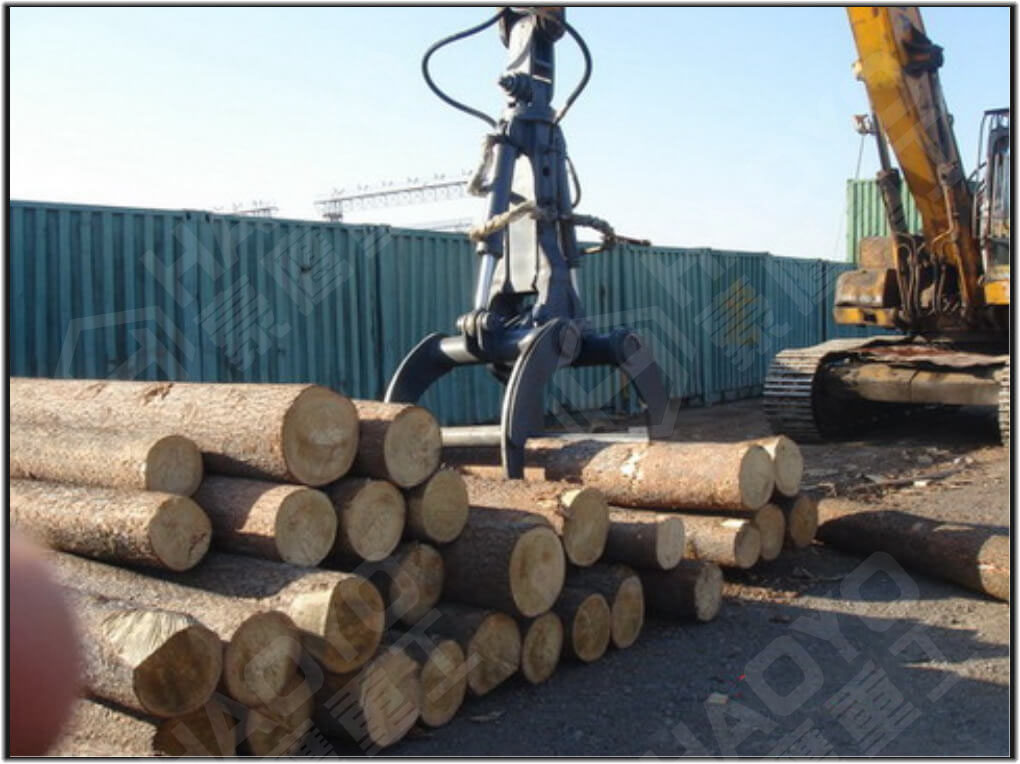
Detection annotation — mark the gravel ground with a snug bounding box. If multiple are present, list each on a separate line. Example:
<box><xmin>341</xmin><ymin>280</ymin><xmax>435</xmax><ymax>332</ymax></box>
<box><xmin>382</xmin><ymin>399</ymin><xmax>1012</xmax><ymax>757</ymax></box>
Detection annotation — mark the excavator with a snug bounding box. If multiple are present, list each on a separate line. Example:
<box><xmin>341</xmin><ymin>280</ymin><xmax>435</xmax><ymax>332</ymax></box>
<box><xmin>764</xmin><ymin>6</ymin><xmax>1011</xmax><ymax>445</ymax></box>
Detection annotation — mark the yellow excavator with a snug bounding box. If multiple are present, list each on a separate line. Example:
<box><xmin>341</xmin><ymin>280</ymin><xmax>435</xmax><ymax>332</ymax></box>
<box><xmin>764</xmin><ymin>6</ymin><xmax>1010</xmax><ymax>444</ymax></box>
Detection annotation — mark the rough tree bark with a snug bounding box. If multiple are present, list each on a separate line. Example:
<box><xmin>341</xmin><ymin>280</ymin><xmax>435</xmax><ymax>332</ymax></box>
<box><xmin>11</xmin><ymin>480</ymin><xmax>211</xmax><ymax>572</ymax></box>
<box><xmin>10</xmin><ymin>378</ymin><xmax>359</xmax><ymax>486</ymax></box>
<box><xmin>10</xmin><ymin>423</ymin><xmax>204</xmax><ymax>496</ymax></box>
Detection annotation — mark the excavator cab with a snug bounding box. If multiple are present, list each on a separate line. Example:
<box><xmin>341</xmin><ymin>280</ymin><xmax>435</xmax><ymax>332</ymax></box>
<box><xmin>976</xmin><ymin>108</ymin><xmax>1010</xmax><ymax>305</ymax></box>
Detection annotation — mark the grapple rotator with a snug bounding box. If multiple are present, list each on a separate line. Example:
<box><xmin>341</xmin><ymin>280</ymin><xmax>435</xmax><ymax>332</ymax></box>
<box><xmin>385</xmin><ymin>7</ymin><xmax>673</xmax><ymax>477</ymax></box>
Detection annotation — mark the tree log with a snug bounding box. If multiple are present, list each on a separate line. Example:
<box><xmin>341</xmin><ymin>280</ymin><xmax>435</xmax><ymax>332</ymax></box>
<box><xmin>543</xmin><ymin>440</ymin><xmax>775</xmax><ymax>512</ymax></box>
<box><xmin>750</xmin><ymin>504</ymin><xmax>786</xmax><ymax>562</ymax></box>
<box><xmin>10</xmin><ymin>423</ymin><xmax>204</xmax><ymax>496</ymax></box>
<box><xmin>439</xmin><ymin>508</ymin><xmax>565</xmax><ymax>617</ymax></box>
<box><xmin>553</xmin><ymin>588</ymin><xmax>611</xmax><ymax>663</ymax></box>
<box><xmin>51</xmin><ymin>698</ymin><xmax>239</xmax><ymax>757</ymax></box>
<box><xmin>816</xmin><ymin>499</ymin><xmax>1009</xmax><ymax>602</ymax></box>
<box><xmin>677</xmin><ymin>514</ymin><xmax>761</xmax><ymax>569</ymax></box>
<box><xmin>242</xmin><ymin>674</ymin><xmax>315</xmax><ymax>757</ymax></box>
<box><xmin>751</xmin><ymin>435</ymin><xmax>803</xmax><ymax>498</ymax></box>
<box><xmin>48</xmin><ymin>552</ymin><xmax>301</xmax><ymax>708</ymax></box>
<box><xmin>154</xmin><ymin>698</ymin><xmax>241</xmax><ymax>756</ymax></box>
<box><xmin>193</xmin><ymin>476</ymin><xmax>337</xmax><ymax>567</ymax></box>
<box><xmin>312</xmin><ymin>646</ymin><xmax>421</xmax><ymax>750</ymax></box>
<box><xmin>323</xmin><ymin>478</ymin><xmax>406</xmax><ymax>565</ymax></box>
<box><xmin>360</xmin><ymin>542</ymin><xmax>444</xmax><ymax>627</ymax></box>
<box><xmin>160</xmin><ymin>552</ymin><xmax>386</xmax><ymax>675</ymax></box>
<box><xmin>10</xmin><ymin>480</ymin><xmax>211</xmax><ymax>572</ymax></box>
<box><xmin>462</xmin><ymin>475</ymin><xmax>609</xmax><ymax>566</ymax></box>
<box><xmin>382</xmin><ymin>632</ymin><xmax>467</xmax><ymax>728</ymax></box>
<box><xmin>428</xmin><ymin>604</ymin><xmax>521</xmax><ymax>696</ymax></box>
<box><xmin>404</xmin><ymin>468</ymin><xmax>469</xmax><ymax>544</ymax></box>
<box><xmin>567</xmin><ymin>565</ymin><xmax>644</xmax><ymax>649</ymax></box>
<box><xmin>351</xmin><ymin>401</ymin><xmax>442</xmax><ymax>488</ymax></box>
<box><xmin>516</xmin><ymin>611</ymin><xmax>563</xmax><ymax>685</ymax></box>
<box><xmin>605</xmin><ymin>508</ymin><xmax>685</xmax><ymax>570</ymax></box>
<box><xmin>639</xmin><ymin>560</ymin><xmax>723</xmax><ymax>621</ymax></box>
<box><xmin>774</xmin><ymin>493</ymin><xmax>819</xmax><ymax>549</ymax></box>
<box><xmin>63</xmin><ymin>587</ymin><xmax>222</xmax><ymax>718</ymax></box>
<box><xmin>9</xmin><ymin>378</ymin><xmax>359</xmax><ymax>486</ymax></box>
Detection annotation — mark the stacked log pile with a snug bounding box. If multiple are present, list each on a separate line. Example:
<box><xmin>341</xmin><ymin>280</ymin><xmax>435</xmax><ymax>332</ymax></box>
<box><xmin>13</xmin><ymin>377</ymin><xmax>789</xmax><ymax>757</ymax></box>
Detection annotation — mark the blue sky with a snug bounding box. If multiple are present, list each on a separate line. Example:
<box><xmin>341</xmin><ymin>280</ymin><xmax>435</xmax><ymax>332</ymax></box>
<box><xmin>9</xmin><ymin>5</ymin><xmax>1010</xmax><ymax>260</ymax></box>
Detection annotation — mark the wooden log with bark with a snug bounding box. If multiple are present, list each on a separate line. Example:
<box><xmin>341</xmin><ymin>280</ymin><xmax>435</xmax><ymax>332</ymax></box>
<box><xmin>49</xmin><ymin>552</ymin><xmax>301</xmax><ymax>708</ymax></box>
<box><xmin>676</xmin><ymin>514</ymin><xmax>761</xmax><ymax>569</ymax></box>
<box><xmin>566</xmin><ymin>565</ymin><xmax>644</xmax><ymax>649</ymax></box>
<box><xmin>242</xmin><ymin>674</ymin><xmax>315</xmax><ymax>757</ymax></box>
<box><xmin>351</xmin><ymin>401</ymin><xmax>442</xmax><ymax>488</ymax></box>
<box><xmin>10</xmin><ymin>423</ymin><xmax>204</xmax><ymax>496</ymax></box>
<box><xmin>428</xmin><ymin>604</ymin><xmax>521</xmax><ymax>696</ymax></box>
<box><xmin>462</xmin><ymin>475</ymin><xmax>610</xmax><ymax>567</ymax></box>
<box><xmin>194</xmin><ymin>476</ymin><xmax>337</xmax><ymax>566</ymax></box>
<box><xmin>51</xmin><ymin>698</ymin><xmax>239</xmax><ymax>757</ymax></box>
<box><xmin>62</xmin><ymin>588</ymin><xmax>222</xmax><ymax>718</ymax></box>
<box><xmin>749</xmin><ymin>503</ymin><xmax>786</xmax><ymax>562</ymax></box>
<box><xmin>404</xmin><ymin>468</ymin><xmax>469</xmax><ymax>544</ymax></box>
<box><xmin>751</xmin><ymin>435</ymin><xmax>803</xmax><ymax>498</ymax></box>
<box><xmin>604</xmin><ymin>508</ymin><xmax>685</xmax><ymax>570</ymax></box>
<box><xmin>9</xmin><ymin>378</ymin><xmax>359</xmax><ymax>486</ymax></box>
<box><xmin>516</xmin><ymin>611</ymin><xmax>563</xmax><ymax>685</ymax></box>
<box><xmin>816</xmin><ymin>499</ymin><xmax>1009</xmax><ymax>602</ymax></box>
<box><xmin>323</xmin><ymin>478</ymin><xmax>406</xmax><ymax>565</ymax></box>
<box><xmin>554</xmin><ymin>588</ymin><xmax>612</xmax><ymax>663</ymax></box>
<box><xmin>439</xmin><ymin>508</ymin><xmax>565</xmax><ymax>617</ymax></box>
<box><xmin>382</xmin><ymin>632</ymin><xmax>467</xmax><ymax>728</ymax></box>
<box><xmin>10</xmin><ymin>480</ymin><xmax>211</xmax><ymax>572</ymax></box>
<box><xmin>312</xmin><ymin>646</ymin><xmax>421</xmax><ymax>750</ymax></box>
<box><xmin>360</xmin><ymin>542</ymin><xmax>444</xmax><ymax>626</ymax></box>
<box><xmin>774</xmin><ymin>493</ymin><xmax>819</xmax><ymax>549</ymax></box>
<box><xmin>543</xmin><ymin>440</ymin><xmax>775</xmax><ymax>512</ymax></box>
<box><xmin>639</xmin><ymin>560</ymin><xmax>724</xmax><ymax>622</ymax></box>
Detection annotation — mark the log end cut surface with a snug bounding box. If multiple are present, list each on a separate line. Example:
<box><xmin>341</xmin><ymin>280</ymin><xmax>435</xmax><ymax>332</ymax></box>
<box><xmin>568</xmin><ymin>593</ymin><xmax>612</xmax><ymax>663</ymax></box>
<box><xmin>520</xmin><ymin>611</ymin><xmax>563</xmax><ymax>685</ymax></box>
<box><xmin>755</xmin><ymin>504</ymin><xmax>787</xmax><ymax>562</ymax></box>
<box><xmin>339</xmin><ymin>480</ymin><xmax>406</xmax><ymax>563</ymax></box>
<box><xmin>609</xmin><ymin>575</ymin><xmax>645</xmax><ymax>649</ymax></box>
<box><xmin>561</xmin><ymin>487</ymin><xmax>611</xmax><ymax>567</ymax></box>
<box><xmin>146</xmin><ymin>435</ymin><xmax>205</xmax><ymax>496</ymax></box>
<box><xmin>656</xmin><ymin>515</ymin><xmax>686</xmax><ymax>570</ymax></box>
<box><xmin>361</xmin><ymin>649</ymin><xmax>422</xmax><ymax>748</ymax></box>
<box><xmin>693</xmin><ymin>563</ymin><xmax>724</xmax><ymax>622</ymax></box>
<box><xmin>739</xmin><ymin>445</ymin><xmax>777</xmax><ymax>510</ymax></box>
<box><xmin>385</xmin><ymin>406</ymin><xmax>442</xmax><ymax>488</ymax></box>
<box><xmin>390</xmin><ymin>543</ymin><xmax>444</xmax><ymax>625</ymax></box>
<box><xmin>419</xmin><ymin>639</ymin><xmax>467</xmax><ymax>727</ymax></box>
<box><xmin>282</xmin><ymin>386</ymin><xmax>360</xmax><ymax>486</ymax></box>
<box><xmin>767</xmin><ymin>435</ymin><xmax>803</xmax><ymax>497</ymax></box>
<box><xmin>468</xmin><ymin>613</ymin><xmax>522</xmax><ymax>695</ymax></box>
<box><xmin>148</xmin><ymin>495</ymin><xmax>213</xmax><ymax>571</ymax></box>
<box><xmin>118</xmin><ymin>612</ymin><xmax>222</xmax><ymax>718</ymax></box>
<box><xmin>223</xmin><ymin>611</ymin><xmax>301</xmax><ymax>707</ymax></box>
<box><xmin>509</xmin><ymin>527</ymin><xmax>566</xmax><ymax>617</ymax></box>
<box><xmin>411</xmin><ymin>469</ymin><xmax>469</xmax><ymax>543</ymax></box>
<box><xmin>321</xmin><ymin>577</ymin><xmax>386</xmax><ymax>673</ymax></box>
<box><xmin>784</xmin><ymin>494</ymin><xmax>819</xmax><ymax>549</ymax></box>
<box><xmin>274</xmin><ymin>488</ymin><xmax>338</xmax><ymax>566</ymax></box>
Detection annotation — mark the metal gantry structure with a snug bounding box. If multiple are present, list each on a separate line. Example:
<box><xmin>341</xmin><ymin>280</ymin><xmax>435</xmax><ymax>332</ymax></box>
<box><xmin>314</xmin><ymin>171</ymin><xmax>473</xmax><ymax>229</ymax></box>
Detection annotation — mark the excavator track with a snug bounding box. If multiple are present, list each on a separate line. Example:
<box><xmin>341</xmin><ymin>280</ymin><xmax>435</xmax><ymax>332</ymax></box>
<box><xmin>763</xmin><ymin>338</ymin><xmax>885</xmax><ymax>442</ymax></box>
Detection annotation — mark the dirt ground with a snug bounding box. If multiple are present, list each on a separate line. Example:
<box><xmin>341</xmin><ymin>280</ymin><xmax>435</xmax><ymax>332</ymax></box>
<box><xmin>383</xmin><ymin>399</ymin><xmax>1012</xmax><ymax>757</ymax></box>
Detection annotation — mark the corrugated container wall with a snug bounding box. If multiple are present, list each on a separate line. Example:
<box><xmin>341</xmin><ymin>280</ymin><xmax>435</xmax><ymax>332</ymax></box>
<box><xmin>846</xmin><ymin>178</ymin><xmax>922</xmax><ymax>262</ymax></box>
<box><xmin>10</xmin><ymin>200</ymin><xmax>876</xmax><ymax>425</ymax></box>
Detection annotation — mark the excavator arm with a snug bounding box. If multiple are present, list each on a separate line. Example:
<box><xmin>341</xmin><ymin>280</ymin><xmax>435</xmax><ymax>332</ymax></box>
<box><xmin>840</xmin><ymin>7</ymin><xmax>1004</xmax><ymax>330</ymax></box>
